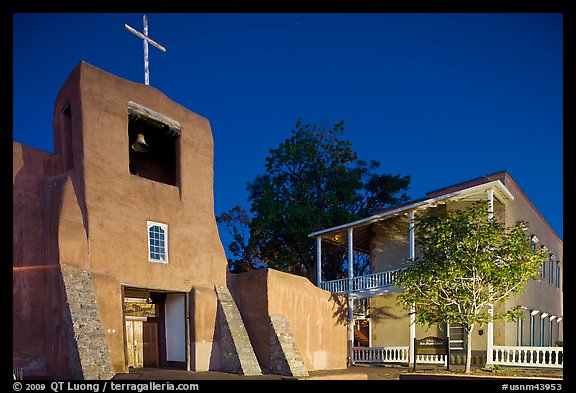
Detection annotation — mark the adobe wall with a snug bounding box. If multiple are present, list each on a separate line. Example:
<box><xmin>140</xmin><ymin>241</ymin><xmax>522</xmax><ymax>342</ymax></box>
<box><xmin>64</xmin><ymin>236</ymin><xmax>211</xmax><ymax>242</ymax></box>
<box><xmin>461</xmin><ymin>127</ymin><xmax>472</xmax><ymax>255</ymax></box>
<box><xmin>13</xmin><ymin>142</ymin><xmax>74</xmax><ymax>378</ymax></box>
<box><xmin>50</xmin><ymin>61</ymin><xmax>228</xmax><ymax>289</ymax></box>
<box><xmin>51</xmin><ymin>62</ymin><xmax>229</xmax><ymax>373</ymax></box>
<box><xmin>228</xmin><ymin>268</ymin><xmax>347</xmax><ymax>373</ymax></box>
<box><xmin>13</xmin><ymin>62</ymin><xmax>229</xmax><ymax>376</ymax></box>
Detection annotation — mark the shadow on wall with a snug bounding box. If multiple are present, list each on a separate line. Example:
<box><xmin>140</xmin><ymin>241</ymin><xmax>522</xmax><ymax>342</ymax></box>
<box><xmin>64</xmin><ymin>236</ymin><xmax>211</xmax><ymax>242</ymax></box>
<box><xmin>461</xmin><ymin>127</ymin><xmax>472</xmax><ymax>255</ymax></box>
<box><xmin>328</xmin><ymin>291</ymin><xmax>405</xmax><ymax>326</ymax></box>
<box><xmin>370</xmin><ymin>305</ymin><xmax>406</xmax><ymax>321</ymax></box>
<box><xmin>329</xmin><ymin>292</ymin><xmax>348</xmax><ymax>326</ymax></box>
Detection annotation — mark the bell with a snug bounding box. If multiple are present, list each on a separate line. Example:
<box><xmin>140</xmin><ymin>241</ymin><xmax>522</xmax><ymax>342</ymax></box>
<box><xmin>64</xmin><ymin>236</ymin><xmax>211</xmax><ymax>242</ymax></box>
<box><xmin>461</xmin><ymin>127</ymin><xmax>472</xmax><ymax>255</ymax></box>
<box><xmin>131</xmin><ymin>133</ymin><xmax>150</xmax><ymax>152</ymax></box>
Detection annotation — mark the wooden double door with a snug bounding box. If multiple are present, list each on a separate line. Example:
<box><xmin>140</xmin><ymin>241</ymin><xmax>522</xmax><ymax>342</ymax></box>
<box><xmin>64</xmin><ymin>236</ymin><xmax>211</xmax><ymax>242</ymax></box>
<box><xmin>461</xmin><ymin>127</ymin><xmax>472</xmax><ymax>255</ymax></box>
<box><xmin>125</xmin><ymin>319</ymin><xmax>159</xmax><ymax>368</ymax></box>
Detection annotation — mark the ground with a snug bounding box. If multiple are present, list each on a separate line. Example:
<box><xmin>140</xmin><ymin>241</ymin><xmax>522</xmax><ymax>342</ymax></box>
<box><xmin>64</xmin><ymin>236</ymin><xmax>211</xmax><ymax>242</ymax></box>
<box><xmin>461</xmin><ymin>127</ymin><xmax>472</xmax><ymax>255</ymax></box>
<box><xmin>113</xmin><ymin>364</ymin><xmax>563</xmax><ymax>381</ymax></box>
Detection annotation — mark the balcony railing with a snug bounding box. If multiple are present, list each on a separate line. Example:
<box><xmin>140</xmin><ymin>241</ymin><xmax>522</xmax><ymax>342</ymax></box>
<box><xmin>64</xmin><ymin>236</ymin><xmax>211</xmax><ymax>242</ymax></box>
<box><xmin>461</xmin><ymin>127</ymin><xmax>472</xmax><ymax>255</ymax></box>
<box><xmin>320</xmin><ymin>268</ymin><xmax>404</xmax><ymax>294</ymax></box>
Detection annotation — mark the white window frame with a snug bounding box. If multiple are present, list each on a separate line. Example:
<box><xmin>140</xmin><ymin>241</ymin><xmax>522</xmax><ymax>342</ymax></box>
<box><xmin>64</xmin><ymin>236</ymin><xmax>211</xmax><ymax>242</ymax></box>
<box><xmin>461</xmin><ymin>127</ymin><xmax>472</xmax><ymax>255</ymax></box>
<box><xmin>147</xmin><ymin>221</ymin><xmax>169</xmax><ymax>263</ymax></box>
<box><xmin>539</xmin><ymin>313</ymin><xmax>548</xmax><ymax>347</ymax></box>
<box><xmin>529</xmin><ymin>310</ymin><xmax>539</xmax><ymax>346</ymax></box>
<box><xmin>549</xmin><ymin>317</ymin><xmax>555</xmax><ymax>347</ymax></box>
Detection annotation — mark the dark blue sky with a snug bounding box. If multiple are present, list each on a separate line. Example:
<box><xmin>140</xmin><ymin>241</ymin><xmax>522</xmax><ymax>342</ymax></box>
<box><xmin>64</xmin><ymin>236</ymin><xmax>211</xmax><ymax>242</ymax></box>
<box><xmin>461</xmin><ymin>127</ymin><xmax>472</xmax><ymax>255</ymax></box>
<box><xmin>12</xmin><ymin>13</ymin><xmax>563</xmax><ymax>245</ymax></box>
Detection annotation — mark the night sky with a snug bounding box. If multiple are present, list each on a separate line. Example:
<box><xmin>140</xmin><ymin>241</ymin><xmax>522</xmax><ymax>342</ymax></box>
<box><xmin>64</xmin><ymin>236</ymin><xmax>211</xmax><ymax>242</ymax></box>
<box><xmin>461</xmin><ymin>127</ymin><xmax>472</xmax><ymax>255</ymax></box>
<box><xmin>12</xmin><ymin>11</ymin><xmax>564</xmax><ymax>252</ymax></box>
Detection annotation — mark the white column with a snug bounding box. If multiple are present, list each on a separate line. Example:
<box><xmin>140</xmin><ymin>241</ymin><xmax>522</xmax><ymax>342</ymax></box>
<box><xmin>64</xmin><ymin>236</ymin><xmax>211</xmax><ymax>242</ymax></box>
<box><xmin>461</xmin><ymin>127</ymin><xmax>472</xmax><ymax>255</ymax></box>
<box><xmin>347</xmin><ymin>297</ymin><xmax>354</xmax><ymax>364</ymax></box>
<box><xmin>368</xmin><ymin>313</ymin><xmax>373</xmax><ymax>347</ymax></box>
<box><xmin>487</xmin><ymin>188</ymin><xmax>494</xmax><ymax>219</ymax></box>
<box><xmin>409</xmin><ymin>210</ymin><xmax>415</xmax><ymax>258</ymax></box>
<box><xmin>486</xmin><ymin>304</ymin><xmax>494</xmax><ymax>366</ymax></box>
<box><xmin>486</xmin><ymin>189</ymin><xmax>495</xmax><ymax>366</ymax></box>
<box><xmin>348</xmin><ymin>228</ymin><xmax>354</xmax><ymax>282</ymax></box>
<box><xmin>347</xmin><ymin>228</ymin><xmax>354</xmax><ymax>365</ymax></box>
<box><xmin>316</xmin><ymin>236</ymin><xmax>322</xmax><ymax>287</ymax></box>
<box><xmin>408</xmin><ymin>211</ymin><xmax>416</xmax><ymax>366</ymax></box>
<box><xmin>409</xmin><ymin>305</ymin><xmax>416</xmax><ymax>365</ymax></box>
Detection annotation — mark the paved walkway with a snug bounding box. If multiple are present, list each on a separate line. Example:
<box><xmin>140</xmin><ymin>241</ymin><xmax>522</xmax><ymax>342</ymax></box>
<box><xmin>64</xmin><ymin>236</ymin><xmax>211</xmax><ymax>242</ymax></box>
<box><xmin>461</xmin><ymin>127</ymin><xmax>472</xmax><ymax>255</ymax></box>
<box><xmin>112</xmin><ymin>364</ymin><xmax>563</xmax><ymax>381</ymax></box>
<box><xmin>112</xmin><ymin>365</ymin><xmax>417</xmax><ymax>380</ymax></box>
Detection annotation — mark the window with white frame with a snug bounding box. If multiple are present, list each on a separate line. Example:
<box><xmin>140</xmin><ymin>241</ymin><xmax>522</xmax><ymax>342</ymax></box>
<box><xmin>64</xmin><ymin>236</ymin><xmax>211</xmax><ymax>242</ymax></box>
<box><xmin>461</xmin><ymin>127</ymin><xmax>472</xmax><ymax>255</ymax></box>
<box><xmin>540</xmin><ymin>313</ymin><xmax>548</xmax><ymax>346</ymax></box>
<box><xmin>549</xmin><ymin>255</ymin><xmax>554</xmax><ymax>285</ymax></box>
<box><xmin>540</xmin><ymin>246</ymin><xmax>547</xmax><ymax>279</ymax></box>
<box><xmin>147</xmin><ymin>221</ymin><xmax>168</xmax><ymax>263</ymax></box>
<box><xmin>529</xmin><ymin>310</ymin><xmax>539</xmax><ymax>346</ymax></box>
<box><xmin>531</xmin><ymin>235</ymin><xmax>538</xmax><ymax>251</ymax></box>
<box><xmin>556</xmin><ymin>261</ymin><xmax>561</xmax><ymax>289</ymax></box>
<box><xmin>549</xmin><ymin>317</ymin><xmax>556</xmax><ymax>347</ymax></box>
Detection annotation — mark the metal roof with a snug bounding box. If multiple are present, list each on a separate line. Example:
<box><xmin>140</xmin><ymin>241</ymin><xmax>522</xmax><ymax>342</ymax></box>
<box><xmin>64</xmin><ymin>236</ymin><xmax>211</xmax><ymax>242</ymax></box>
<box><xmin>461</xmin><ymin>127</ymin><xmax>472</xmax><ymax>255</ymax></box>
<box><xmin>308</xmin><ymin>179</ymin><xmax>514</xmax><ymax>250</ymax></box>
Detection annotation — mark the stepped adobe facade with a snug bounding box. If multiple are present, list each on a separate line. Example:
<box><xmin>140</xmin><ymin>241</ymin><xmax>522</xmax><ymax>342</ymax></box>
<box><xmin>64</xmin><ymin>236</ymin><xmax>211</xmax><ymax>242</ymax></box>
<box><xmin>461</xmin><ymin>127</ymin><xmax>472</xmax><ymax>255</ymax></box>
<box><xmin>13</xmin><ymin>62</ymin><xmax>346</xmax><ymax>379</ymax></box>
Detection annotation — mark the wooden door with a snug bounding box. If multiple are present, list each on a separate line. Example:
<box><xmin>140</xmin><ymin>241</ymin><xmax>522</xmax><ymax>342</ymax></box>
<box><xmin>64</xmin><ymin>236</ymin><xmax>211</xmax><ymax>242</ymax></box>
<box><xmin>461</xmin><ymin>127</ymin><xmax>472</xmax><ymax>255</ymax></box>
<box><xmin>125</xmin><ymin>320</ymin><xmax>144</xmax><ymax>368</ymax></box>
<box><xmin>143</xmin><ymin>321</ymin><xmax>159</xmax><ymax>367</ymax></box>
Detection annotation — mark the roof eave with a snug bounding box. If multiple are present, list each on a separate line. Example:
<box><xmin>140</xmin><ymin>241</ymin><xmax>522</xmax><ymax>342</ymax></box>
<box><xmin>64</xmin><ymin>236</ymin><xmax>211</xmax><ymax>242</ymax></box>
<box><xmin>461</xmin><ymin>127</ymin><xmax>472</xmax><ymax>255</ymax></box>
<box><xmin>308</xmin><ymin>179</ymin><xmax>514</xmax><ymax>238</ymax></box>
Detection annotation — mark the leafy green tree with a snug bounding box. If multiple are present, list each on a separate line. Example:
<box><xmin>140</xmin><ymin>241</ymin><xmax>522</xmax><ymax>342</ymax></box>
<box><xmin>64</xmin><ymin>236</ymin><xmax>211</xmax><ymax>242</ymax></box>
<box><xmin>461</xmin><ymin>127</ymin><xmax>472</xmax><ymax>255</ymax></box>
<box><xmin>395</xmin><ymin>201</ymin><xmax>546</xmax><ymax>373</ymax></box>
<box><xmin>217</xmin><ymin>119</ymin><xmax>411</xmax><ymax>279</ymax></box>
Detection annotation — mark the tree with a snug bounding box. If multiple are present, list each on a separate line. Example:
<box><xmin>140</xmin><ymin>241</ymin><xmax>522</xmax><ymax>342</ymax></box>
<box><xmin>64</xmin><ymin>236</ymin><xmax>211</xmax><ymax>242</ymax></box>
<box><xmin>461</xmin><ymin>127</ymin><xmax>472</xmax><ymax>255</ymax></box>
<box><xmin>395</xmin><ymin>201</ymin><xmax>546</xmax><ymax>373</ymax></box>
<box><xmin>217</xmin><ymin>119</ymin><xmax>411</xmax><ymax>279</ymax></box>
<box><xmin>215</xmin><ymin>206</ymin><xmax>261</xmax><ymax>273</ymax></box>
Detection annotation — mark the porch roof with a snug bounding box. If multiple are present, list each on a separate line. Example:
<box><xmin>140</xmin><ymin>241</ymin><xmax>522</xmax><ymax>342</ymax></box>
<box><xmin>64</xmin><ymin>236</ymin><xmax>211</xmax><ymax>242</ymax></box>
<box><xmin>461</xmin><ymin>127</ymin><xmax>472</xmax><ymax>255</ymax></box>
<box><xmin>308</xmin><ymin>178</ymin><xmax>514</xmax><ymax>253</ymax></box>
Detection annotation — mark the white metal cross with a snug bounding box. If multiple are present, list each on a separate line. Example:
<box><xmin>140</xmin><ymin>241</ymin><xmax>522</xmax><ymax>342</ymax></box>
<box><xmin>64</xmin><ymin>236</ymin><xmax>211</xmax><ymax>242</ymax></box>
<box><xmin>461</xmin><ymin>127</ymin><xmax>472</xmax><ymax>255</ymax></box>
<box><xmin>125</xmin><ymin>15</ymin><xmax>166</xmax><ymax>85</ymax></box>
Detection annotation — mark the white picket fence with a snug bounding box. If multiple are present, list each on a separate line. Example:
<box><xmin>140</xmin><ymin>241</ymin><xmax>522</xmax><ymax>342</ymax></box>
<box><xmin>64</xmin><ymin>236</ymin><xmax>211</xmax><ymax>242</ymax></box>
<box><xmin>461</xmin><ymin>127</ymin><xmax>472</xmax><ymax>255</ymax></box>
<box><xmin>352</xmin><ymin>346</ymin><xmax>445</xmax><ymax>365</ymax></box>
<box><xmin>353</xmin><ymin>345</ymin><xmax>563</xmax><ymax>369</ymax></box>
<box><xmin>353</xmin><ymin>346</ymin><xmax>409</xmax><ymax>363</ymax></box>
<box><xmin>491</xmin><ymin>345</ymin><xmax>563</xmax><ymax>369</ymax></box>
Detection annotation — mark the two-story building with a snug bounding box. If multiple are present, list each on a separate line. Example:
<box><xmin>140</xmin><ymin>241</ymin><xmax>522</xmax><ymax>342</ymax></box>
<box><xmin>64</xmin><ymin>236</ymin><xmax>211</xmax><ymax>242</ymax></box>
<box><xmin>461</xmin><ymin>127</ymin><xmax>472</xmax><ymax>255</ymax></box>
<box><xmin>309</xmin><ymin>171</ymin><xmax>563</xmax><ymax>368</ymax></box>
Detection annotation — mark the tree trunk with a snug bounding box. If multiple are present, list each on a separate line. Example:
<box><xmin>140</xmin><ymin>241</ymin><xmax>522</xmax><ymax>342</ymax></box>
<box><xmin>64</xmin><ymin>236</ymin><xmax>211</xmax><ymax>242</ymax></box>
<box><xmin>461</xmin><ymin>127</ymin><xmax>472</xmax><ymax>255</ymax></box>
<box><xmin>465</xmin><ymin>324</ymin><xmax>474</xmax><ymax>373</ymax></box>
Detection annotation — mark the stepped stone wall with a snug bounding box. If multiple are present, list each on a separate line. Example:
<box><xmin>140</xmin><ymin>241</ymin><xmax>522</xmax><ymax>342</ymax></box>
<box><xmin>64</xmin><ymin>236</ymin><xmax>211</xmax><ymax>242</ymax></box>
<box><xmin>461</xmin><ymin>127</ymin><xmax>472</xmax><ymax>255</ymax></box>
<box><xmin>269</xmin><ymin>315</ymin><xmax>309</xmax><ymax>377</ymax></box>
<box><xmin>227</xmin><ymin>269</ymin><xmax>347</xmax><ymax>372</ymax></box>
<box><xmin>214</xmin><ymin>285</ymin><xmax>262</xmax><ymax>376</ymax></box>
<box><xmin>60</xmin><ymin>264</ymin><xmax>115</xmax><ymax>380</ymax></box>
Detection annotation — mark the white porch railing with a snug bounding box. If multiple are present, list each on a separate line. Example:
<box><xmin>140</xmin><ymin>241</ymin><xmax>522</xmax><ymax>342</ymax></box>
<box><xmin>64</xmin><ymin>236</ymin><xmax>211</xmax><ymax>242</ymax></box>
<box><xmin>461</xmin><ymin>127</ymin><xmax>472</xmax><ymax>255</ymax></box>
<box><xmin>321</xmin><ymin>268</ymin><xmax>404</xmax><ymax>293</ymax></box>
<box><xmin>353</xmin><ymin>346</ymin><xmax>409</xmax><ymax>363</ymax></box>
<box><xmin>491</xmin><ymin>346</ymin><xmax>563</xmax><ymax>369</ymax></box>
<box><xmin>352</xmin><ymin>346</ymin><xmax>446</xmax><ymax>365</ymax></box>
<box><xmin>354</xmin><ymin>345</ymin><xmax>564</xmax><ymax>369</ymax></box>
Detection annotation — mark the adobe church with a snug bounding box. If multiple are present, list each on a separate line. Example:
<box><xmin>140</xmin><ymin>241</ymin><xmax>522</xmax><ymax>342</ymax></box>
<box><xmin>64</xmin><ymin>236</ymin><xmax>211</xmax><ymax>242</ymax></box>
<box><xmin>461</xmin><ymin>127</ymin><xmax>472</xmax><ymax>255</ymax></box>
<box><xmin>13</xmin><ymin>61</ymin><xmax>346</xmax><ymax>379</ymax></box>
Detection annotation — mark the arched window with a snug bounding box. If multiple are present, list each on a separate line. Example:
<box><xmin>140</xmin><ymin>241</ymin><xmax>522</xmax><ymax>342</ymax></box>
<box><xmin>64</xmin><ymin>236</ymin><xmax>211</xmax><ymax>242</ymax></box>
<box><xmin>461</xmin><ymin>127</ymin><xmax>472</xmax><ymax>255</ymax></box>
<box><xmin>147</xmin><ymin>221</ymin><xmax>168</xmax><ymax>263</ymax></box>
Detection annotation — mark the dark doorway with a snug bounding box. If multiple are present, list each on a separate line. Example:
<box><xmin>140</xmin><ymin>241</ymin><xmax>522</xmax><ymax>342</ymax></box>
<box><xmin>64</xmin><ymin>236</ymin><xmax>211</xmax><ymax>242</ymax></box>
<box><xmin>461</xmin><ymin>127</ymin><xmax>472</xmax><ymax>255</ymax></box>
<box><xmin>123</xmin><ymin>287</ymin><xmax>188</xmax><ymax>370</ymax></box>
